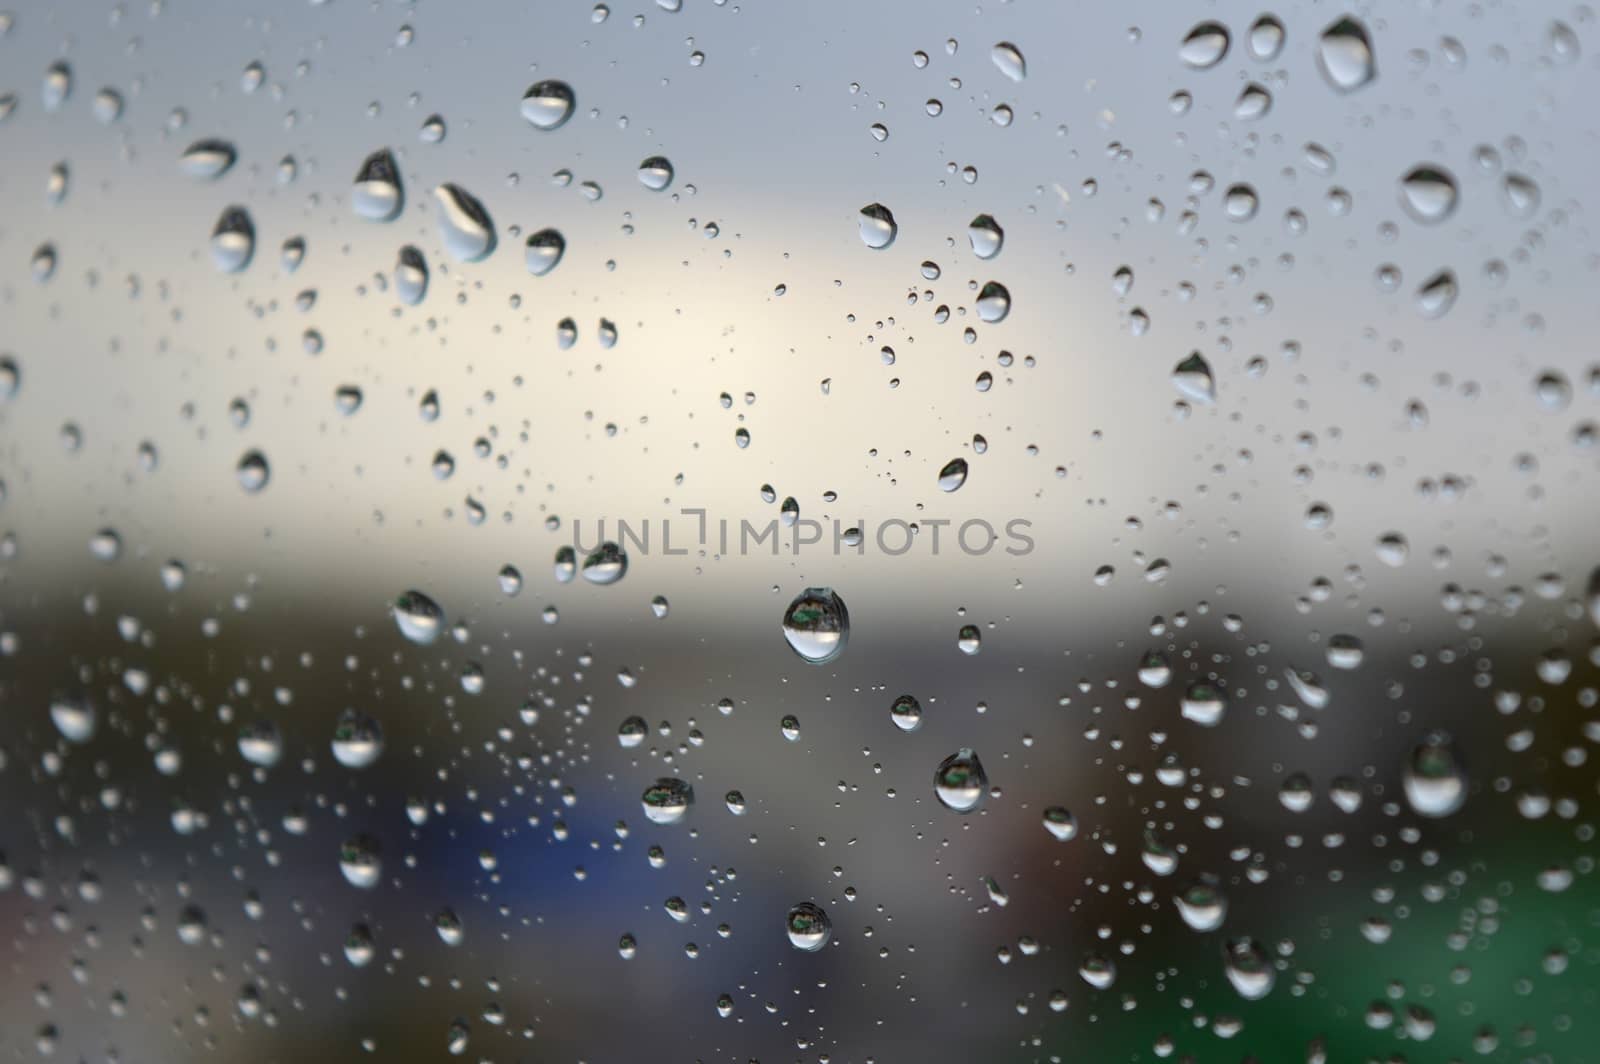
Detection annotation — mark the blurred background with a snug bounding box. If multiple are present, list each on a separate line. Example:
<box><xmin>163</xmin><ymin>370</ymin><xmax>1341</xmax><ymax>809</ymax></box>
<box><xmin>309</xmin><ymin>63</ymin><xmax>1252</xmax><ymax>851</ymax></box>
<box><xmin>0</xmin><ymin>0</ymin><xmax>1597</xmax><ymax>1060</ymax></box>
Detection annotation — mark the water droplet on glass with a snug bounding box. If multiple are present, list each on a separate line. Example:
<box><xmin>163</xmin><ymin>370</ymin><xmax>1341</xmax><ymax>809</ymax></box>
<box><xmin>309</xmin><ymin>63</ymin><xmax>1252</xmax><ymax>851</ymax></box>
<box><xmin>580</xmin><ymin>541</ymin><xmax>628</xmax><ymax>585</ymax></box>
<box><xmin>395</xmin><ymin>245</ymin><xmax>428</xmax><ymax>305</ymax></box>
<box><xmin>1171</xmin><ymin>352</ymin><xmax>1216</xmax><ymax>404</ymax></box>
<box><xmin>1175</xmin><ymin>876</ymin><xmax>1228</xmax><ymax>931</ymax></box>
<box><xmin>331</xmin><ymin>709</ymin><xmax>384</xmax><ymax>769</ymax></box>
<box><xmin>1415</xmin><ymin>269</ymin><xmax>1458</xmax><ymax>318</ymax></box>
<box><xmin>1403</xmin><ymin>731</ymin><xmax>1466</xmax><ymax>817</ymax></box>
<box><xmin>990</xmin><ymin>41</ymin><xmax>1026</xmax><ymax>81</ymax></box>
<box><xmin>637</xmin><ymin>156</ymin><xmax>674</xmax><ymax>191</ymax></box>
<box><xmin>393</xmin><ymin>590</ymin><xmax>445</xmax><ymax>645</ymax></box>
<box><xmin>1179</xmin><ymin>21</ymin><xmax>1230</xmax><ymax>69</ymax></box>
<box><xmin>938</xmin><ymin>457</ymin><xmax>969</xmax><ymax>492</ymax></box>
<box><xmin>1317</xmin><ymin>17</ymin><xmax>1376</xmax><ymax>92</ymax></box>
<box><xmin>933</xmin><ymin>748</ymin><xmax>987</xmax><ymax>813</ymax></box>
<box><xmin>890</xmin><ymin>694</ymin><xmax>923</xmax><ymax>732</ymax></box>
<box><xmin>1042</xmin><ymin>806</ymin><xmax>1078</xmax><ymax>841</ymax></box>
<box><xmin>1398</xmin><ymin>165</ymin><xmax>1457</xmax><ymax>224</ymax></box>
<box><xmin>858</xmin><ymin>203</ymin><xmax>897</xmax><ymax>249</ymax></box>
<box><xmin>524</xmin><ymin>228</ymin><xmax>566</xmax><ymax>277</ymax></box>
<box><xmin>1222</xmin><ymin>937</ymin><xmax>1276</xmax><ymax>1000</ymax></box>
<box><xmin>1180</xmin><ymin>681</ymin><xmax>1226</xmax><ymax>726</ymax></box>
<box><xmin>339</xmin><ymin>835</ymin><xmax>382</xmax><ymax>888</ymax></box>
<box><xmin>781</xmin><ymin>587</ymin><xmax>849</xmax><ymax>664</ymax></box>
<box><xmin>352</xmin><ymin>148</ymin><xmax>404</xmax><ymax>221</ymax></box>
<box><xmin>50</xmin><ymin>698</ymin><xmax>95</xmax><ymax>743</ymax></box>
<box><xmin>1248</xmin><ymin>15</ymin><xmax>1285</xmax><ymax>60</ymax></box>
<box><xmin>1223</xmin><ymin>183</ymin><xmax>1258</xmax><ymax>221</ymax></box>
<box><xmin>210</xmin><ymin>206</ymin><xmax>255</xmax><ymax>273</ymax></box>
<box><xmin>641</xmin><ymin>777</ymin><xmax>693</xmax><ymax>825</ymax></box>
<box><xmin>975</xmin><ymin>281</ymin><xmax>1010</xmax><ymax>323</ymax></box>
<box><xmin>967</xmin><ymin>214</ymin><xmax>1004</xmax><ymax>259</ymax></box>
<box><xmin>521</xmin><ymin>80</ymin><xmax>575</xmax><ymax>130</ymax></box>
<box><xmin>236</xmin><ymin>450</ymin><xmax>269</xmax><ymax>493</ymax></box>
<box><xmin>180</xmin><ymin>138</ymin><xmax>237</xmax><ymax>180</ymax></box>
<box><xmin>432</xmin><ymin>184</ymin><xmax>496</xmax><ymax>262</ymax></box>
<box><xmin>785</xmin><ymin>901</ymin><xmax>831</xmax><ymax>951</ymax></box>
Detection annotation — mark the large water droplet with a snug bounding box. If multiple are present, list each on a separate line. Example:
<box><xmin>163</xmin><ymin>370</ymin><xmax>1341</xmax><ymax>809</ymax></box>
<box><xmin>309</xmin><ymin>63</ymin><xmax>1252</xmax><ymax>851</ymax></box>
<box><xmin>990</xmin><ymin>41</ymin><xmax>1026</xmax><ymax>81</ymax></box>
<box><xmin>180</xmin><ymin>138</ymin><xmax>237</xmax><ymax>180</ymax></box>
<box><xmin>1403</xmin><ymin>731</ymin><xmax>1466</xmax><ymax>817</ymax></box>
<box><xmin>1180</xmin><ymin>681</ymin><xmax>1226</xmax><ymax>726</ymax></box>
<box><xmin>1248</xmin><ymin>15</ymin><xmax>1285</xmax><ymax>60</ymax></box>
<box><xmin>1317</xmin><ymin>17</ymin><xmax>1376</xmax><ymax>92</ymax></box>
<box><xmin>785</xmin><ymin>901</ymin><xmax>832</xmax><ymax>951</ymax></box>
<box><xmin>524</xmin><ymin>228</ymin><xmax>565</xmax><ymax>276</ymax></box>
<box><xmin>1175</xmin><ymin>876</ymin><xmax>1228</xmax><ymax>931</ymax></box>
<box><xmin>580</xmin><ymin>541</ymin><xmax>628</xmax><ymax>585</ymax></box>
<box><xmin>637</xmin><ymin>156</ymin><xmax>674</xmax><ymax>191</ymax></box>
<box><xmin>781</xmin><ymin>587</ymin><xmax>849</xmax><ymax>664</ymax></box>
<box><xmin>339</xmin><ymin>834</ymin><xmax>382</xmax><ymax>889</ymax></box>
<box><xmin>967</xmin><ymin>213</ymin><xmax>1004</xmax><ymax>259</ymax></box>
<box><xmin>1171</xmin><ymin>352</ymin><xmax>1216</xmax><ymax>404</ymax></box>
<box><xmin>393</xmin><ymin>590</ymin><xmax>445</xmax><ymax>645</ymax></box>
<box><xmin>1398</xmin><ymin>165</ymin><xmax>1457</xmax><ymax>224</ymax></box>
<box><xmin>432</xmin><ymin>184</ymin><xmax>496</xmax><ymax>262</ymax></box>
<box><xmin>521</xmin><ymin>80</ymin><xmax>575</xmax><ymax>130</ymax></box>
<box><xmin>889</xmin><ymin>694</ymin><xmax>923</xmax><ymax>732</ymax></box>
<box><xmin>50</xmin><ymin>697</ymin><xmax>96</xmax><ymax>743</ymax></box>
<box><xmin>641</xmin><ymin>777</ymin><xmax>693</xmax><ymax>825</ymax></box>
<box><xmin>858</xmin><ymin>203</ymin><xmax>897</xmax><ymax>249</ymax></box>
<box><xmin>210</xmin><ymin>206</ymin><xmax>255</xmax><ymax>273</ymax></box>
<box><xmin>352</xmin><ymin>148</ymin><xmax>404</xmax><ymax>221</ymax></box>
<box><xmin>1179</xmin><ymin>21</ymin><xmax>1230</xmax><ymax>68</ymax></box>
<box><xmin>236</xmin><ymin>450</ymin><xmax>269</xmax><ymax>493</ymax></box>
<box><xmin>331</xmin><ymin>709</ymin><xmax>384</xmax><ymax>769</ymax></box>
<box><xmin>1415</xmin><ymin>269</ymin><xmax>1458</xmax><ymax>319</ymax></box>
<box><xmin>975</xmin><ymin>281</ymin><xmax>1011</xmax><ymax>323</ymax></box>
<box><xmin>395</xmin><ymin>245</ymin><xmax>428</xmax><ymax>305</ymax></box>
<box><xmin>1222</xmin><ymin>937</ymin><xmax>1276</xmax><ymax>1000</ymax></box>
<box><xmin>938</xmin><ymin>456</ymin><xmax>969</xmax><ymax>492</ymax></box>
<box><xmin>933</xmin><ymin>748</ymin><xmax>987</xmax><ymax>813</ymax></box>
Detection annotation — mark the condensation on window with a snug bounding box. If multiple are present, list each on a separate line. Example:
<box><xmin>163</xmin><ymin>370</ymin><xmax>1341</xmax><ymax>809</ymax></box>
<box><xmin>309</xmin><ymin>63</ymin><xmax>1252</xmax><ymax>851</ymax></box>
<box><xmin>0</xmin><ymin>2</ymin><xmax>1595</xmax><ymax>1061</ymax></box>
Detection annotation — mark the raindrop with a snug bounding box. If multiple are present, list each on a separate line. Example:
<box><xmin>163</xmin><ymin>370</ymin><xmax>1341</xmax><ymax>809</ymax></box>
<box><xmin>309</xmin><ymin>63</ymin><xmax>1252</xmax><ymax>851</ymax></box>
<box><xmin>991</xmin><ymin>41</ymin><xmax>1026</xmax><ymax>81</ymax></box>
<box><xmin>890</xmin><ymin>694</ymin><xmax>923</xmax><ymax>732</ymax></box>
<box><xmin>641</xmin><ymin>777</ymin><xmax>693</xmax><ymax>825</ymax></box>
<box><xmin>331</xmin><ymin>710</ymin><xmax>384</xmax><ymax>769</ymax></box>
<box><xmin>180</xmin><ymin>139</ymin><xmax>237</xmax><ymax>180</ymax></box>
<box><xmin>781</xmin><ymin>587</ymin><xmax>850</xmax><ymax>664</ymax></box>
<box><xmin>1179</xmin><ymin>21</ymin><xmax>1230</xmax><ymax>69</ymax></box>
<box><xmin>938</xmin><ymin>457</ymin><xmax>969</xmax><ymax>492</ymax></box>
<box><xmin>1403</xmin><ymin>731</ymin><xmax>1466</xmax><ymax>817</ymax></box>
<box><xmin>580</xmin><ymin>542</ymin><xmax>628</xmax><ymax>585</ymax></box>
<box><xmin>236</xmin><ymin>450</ymin><xmax>269</xmax><ymax>493</ymax></box>
<box><xmin>210</xmin><ymin>206</ymin><xmax>255</xmax><ymax>273</ymax></box>
<box><xmin>1042</xmin><ymin>806</ymin><xmax>1078</xmax><ymax>841</ymax></box>
<box><xmin>395</xmin><ymin>246</ymin><xmax>429</xmax><ymax>305</ymax></box>
<box><xmin>858</xmin><ymin>203</ymin><xmax>897</xmax><ymax>249</ymax></box>
<box><xmin>393</xmin><ymin>590</ymin><xmax>445</xmax><ymax>645</ymax></box>
<box><xmin>521</xmin><ymin>80</ymin><xmax>575</xmax><ymax>130</ymax></box>
<box><xmin>351</xmin><ymin>149</ymin><xmax>404</xmax><ymax>221</ymax></box>
<box><xmin>1180</xmin><ymin>681</ymin><xmax>1226</xmax><ymax>726</ymax></box>
<box><xmin>637</xmin><ymin>156</ymin><xmax>674</xmax><ymax>191</ymax></box>
<box><xmin>933</xmin><ymin>748</ymin><xmax>988</xmax><ymax>813</ymax></box>
<box><xmin>1248</xmin><ymin>15</ymin><xmax>1285</xmax><ymax>60</ymax></box>
<box><xmin>524</xmin><ymin>229</ymin><xmax>565</xmax><ymax>276</ymax></box>
<box><xmin>975</xmin><ymin>282</ymin><xmax>1011</xmax><ymax>323</ymax></box>
<box><xmin>786</xmin><ymin>902</ymin><xmax>832</xmax><ymax>951</ymax></box>
<box><xmin>1398</xmin><ymin>166</ymin><xmax>1457</xmax><ymax>224</ymax></box>
<box><xmin>1317</xmin><ymin>17</ymin><xmax>1376</xmax><ymax>92</ymax></box>
<box><xmin>967</xmin><ymin>214</ymin><xmax>1004</xmax><ymax>259</ymax></box>
<box><xmin>1171</xmin><ymin>353</ymin><xmax>1216</xmax><ymax>404</ymax></box>
<box><xmin>432</xmin><ymin>184</ymin><xmax>496</xmax><ymax>262</ymax></box>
